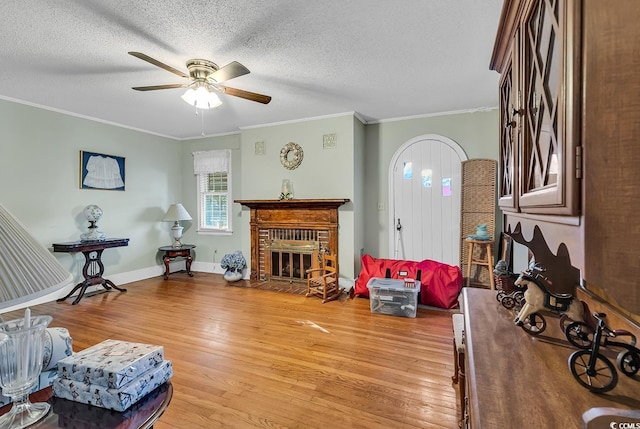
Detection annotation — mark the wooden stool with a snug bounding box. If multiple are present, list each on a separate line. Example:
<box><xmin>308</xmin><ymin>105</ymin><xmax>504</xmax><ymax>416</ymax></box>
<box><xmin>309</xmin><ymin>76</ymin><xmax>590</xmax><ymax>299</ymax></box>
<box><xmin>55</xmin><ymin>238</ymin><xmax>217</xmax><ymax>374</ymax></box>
<box><xmin>451</xmin><ymin>313</ymin><xmax>466</xmax><ymax>417</ymax></box>
<box><xmin>465</xmin><ymin>238</ymin><xmax>495</xmax><ymax>290</ymax></box>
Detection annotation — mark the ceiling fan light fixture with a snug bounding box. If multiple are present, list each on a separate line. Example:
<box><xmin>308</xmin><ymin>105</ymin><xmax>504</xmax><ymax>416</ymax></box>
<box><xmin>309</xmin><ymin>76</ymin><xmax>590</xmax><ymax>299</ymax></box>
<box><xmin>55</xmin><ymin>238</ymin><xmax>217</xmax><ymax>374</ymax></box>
<box><xmin>181</xmin><ymin>84</ymin><xmax>222</xmax><ymax>109</ymax></box>
<box><xmin>130</xmin><ymin>52</ymin><xmax>271</xmax><ymax>106</ymax></box>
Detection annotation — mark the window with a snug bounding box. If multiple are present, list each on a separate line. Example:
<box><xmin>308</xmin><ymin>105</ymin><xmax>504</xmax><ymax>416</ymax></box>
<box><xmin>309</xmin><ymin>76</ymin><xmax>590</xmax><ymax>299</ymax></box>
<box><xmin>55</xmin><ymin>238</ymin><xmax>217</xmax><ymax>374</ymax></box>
<box><xmin>193</xmin><ymin>150</ymin><xmax>232</xmax><ymax>234</ymax></box>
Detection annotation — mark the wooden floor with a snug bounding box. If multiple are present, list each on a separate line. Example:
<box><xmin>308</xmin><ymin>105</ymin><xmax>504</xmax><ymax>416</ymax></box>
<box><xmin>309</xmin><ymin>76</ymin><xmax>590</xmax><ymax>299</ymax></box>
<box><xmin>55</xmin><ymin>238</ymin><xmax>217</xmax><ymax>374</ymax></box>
<box><xmin>2</xmin><ymin>273</ymin><xmax>460</xmax><ymax>428</ymax></box>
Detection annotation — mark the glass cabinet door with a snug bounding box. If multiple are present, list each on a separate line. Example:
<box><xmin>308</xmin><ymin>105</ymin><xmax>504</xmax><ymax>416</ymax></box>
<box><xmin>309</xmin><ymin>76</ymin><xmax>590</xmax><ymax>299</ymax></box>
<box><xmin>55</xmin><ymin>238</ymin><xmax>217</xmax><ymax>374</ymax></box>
<box><xmin>498</xmin><ymin>42</ymin><xmax>519</xmax><ymax>211</ymax></box>
<box><xmin>519</xmin><ymin>0</ymin><xmax>579</xmax><ymax>215</ymax></box>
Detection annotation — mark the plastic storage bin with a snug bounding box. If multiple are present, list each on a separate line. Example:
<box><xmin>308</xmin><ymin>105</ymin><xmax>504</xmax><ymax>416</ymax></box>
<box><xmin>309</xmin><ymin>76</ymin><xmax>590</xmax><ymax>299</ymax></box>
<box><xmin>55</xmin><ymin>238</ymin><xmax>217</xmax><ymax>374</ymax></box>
<box><xmin>366</xmin><ymin>278</ymin><xmax>420</xmax><ymax>318</ymax></box>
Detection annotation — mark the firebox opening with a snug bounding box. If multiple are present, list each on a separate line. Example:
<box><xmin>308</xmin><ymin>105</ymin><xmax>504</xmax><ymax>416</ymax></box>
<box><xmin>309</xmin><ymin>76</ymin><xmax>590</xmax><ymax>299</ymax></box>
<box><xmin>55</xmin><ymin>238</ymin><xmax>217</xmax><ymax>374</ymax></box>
<box><xmin>268</xmin><ymin>239</ymin><xmax>319</xmax><ymax>282</ymax></box>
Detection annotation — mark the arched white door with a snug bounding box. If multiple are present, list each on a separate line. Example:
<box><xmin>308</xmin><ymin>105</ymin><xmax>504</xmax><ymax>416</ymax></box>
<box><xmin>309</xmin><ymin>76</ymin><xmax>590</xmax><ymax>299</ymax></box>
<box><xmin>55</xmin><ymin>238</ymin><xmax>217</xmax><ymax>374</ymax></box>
<box><xmin>389</xmin><ymin>135</ymin><xmax>467</xmax><ymax>265</ymax></box>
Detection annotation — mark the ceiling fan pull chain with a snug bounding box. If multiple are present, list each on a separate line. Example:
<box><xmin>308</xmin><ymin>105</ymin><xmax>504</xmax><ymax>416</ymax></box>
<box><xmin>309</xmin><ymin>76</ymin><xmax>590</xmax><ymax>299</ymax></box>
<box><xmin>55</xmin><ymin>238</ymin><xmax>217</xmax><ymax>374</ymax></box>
<box><xmin>201</xmin><ymin>108</ymin><xmax>205</xmax><ymax>136</ymax></box>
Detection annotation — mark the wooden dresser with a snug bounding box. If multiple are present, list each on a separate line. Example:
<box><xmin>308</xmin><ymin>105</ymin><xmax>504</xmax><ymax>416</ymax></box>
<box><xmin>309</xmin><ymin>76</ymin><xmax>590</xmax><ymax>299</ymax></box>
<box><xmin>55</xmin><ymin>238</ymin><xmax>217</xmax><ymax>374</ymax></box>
<box><xmin>462</xmin><ymin>287</ymin><xmax>640</xmax><ymax>428</ymax></box>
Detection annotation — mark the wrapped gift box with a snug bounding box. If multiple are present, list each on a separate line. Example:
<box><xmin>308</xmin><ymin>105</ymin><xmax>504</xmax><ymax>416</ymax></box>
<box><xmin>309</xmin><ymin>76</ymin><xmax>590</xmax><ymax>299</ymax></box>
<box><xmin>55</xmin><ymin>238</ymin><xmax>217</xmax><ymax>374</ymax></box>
<box><xmin>52</xmin><ymin>382</ymin><xmax>170</xmax><ymax>428</ymax></box>
<box><xmin>53</xmin><ymin>360</ymin><xmax>172</xmax><ymax>411</ymax></box>
<box><xmin>57</xmin><ymin>339</ymin><xmax>164</xmax><ymax>389</ymax></box>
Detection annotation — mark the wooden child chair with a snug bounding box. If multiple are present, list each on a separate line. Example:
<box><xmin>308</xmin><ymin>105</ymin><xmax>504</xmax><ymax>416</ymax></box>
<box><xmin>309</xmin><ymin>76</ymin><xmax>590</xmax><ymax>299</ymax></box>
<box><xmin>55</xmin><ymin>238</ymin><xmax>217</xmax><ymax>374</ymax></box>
<box><xmin>306</xmin><ymin>254</ymin><xmax>344</xmax><ymax>303</ymax></box>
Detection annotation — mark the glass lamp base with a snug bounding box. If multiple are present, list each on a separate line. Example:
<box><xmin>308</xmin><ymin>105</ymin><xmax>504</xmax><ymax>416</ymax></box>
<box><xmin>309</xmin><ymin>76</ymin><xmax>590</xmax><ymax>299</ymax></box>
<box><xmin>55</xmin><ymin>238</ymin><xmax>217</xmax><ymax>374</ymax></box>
<box><xmin>0</xmin><ymin>315</ymin><xmax>53</xmax><ymax>429</ymax></box>
<box><xmin>170</xmin><ymin>224</ymin><xmax>184</xmax><ymax>248</ymax></box>
<box><xmin>0</xmin><ymin>399</ymin><xmax>50</xmax><ymax>429</ymax></box>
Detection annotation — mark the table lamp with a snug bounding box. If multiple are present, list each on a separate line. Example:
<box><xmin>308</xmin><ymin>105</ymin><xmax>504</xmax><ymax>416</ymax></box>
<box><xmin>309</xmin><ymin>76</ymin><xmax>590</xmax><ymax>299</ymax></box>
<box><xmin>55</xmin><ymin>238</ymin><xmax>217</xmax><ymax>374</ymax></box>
<box><xmin>0</xmin><ymin>203</ymin><xmax>73</xmax><ymax>312</ymax></box>
<box><xmin>162</xmin><ymin>203</ymin><xmax>192</xmax><ymax>248</ymax></box>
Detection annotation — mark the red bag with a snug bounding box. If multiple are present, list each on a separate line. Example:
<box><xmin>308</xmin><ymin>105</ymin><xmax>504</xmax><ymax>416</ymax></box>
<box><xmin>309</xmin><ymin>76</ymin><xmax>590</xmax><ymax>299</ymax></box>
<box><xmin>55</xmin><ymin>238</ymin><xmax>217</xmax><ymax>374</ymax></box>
<box><xmin>354</xmin><ymin>254</ymin><xmax>463</xmax><ymax>309</ymax></box>
<box><xmin>415</xmin><ymin>259</ymin><xmax>463</xmax><ymax>309</ymax></box>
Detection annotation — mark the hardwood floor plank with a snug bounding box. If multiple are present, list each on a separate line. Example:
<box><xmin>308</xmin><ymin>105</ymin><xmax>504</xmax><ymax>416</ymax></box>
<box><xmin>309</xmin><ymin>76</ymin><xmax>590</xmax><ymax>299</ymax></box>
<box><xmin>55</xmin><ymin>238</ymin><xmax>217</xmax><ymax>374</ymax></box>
<box><xmin>1</xmin><ymin>273</ymin><xmax>460</xmax><ymax>428</ymax></box>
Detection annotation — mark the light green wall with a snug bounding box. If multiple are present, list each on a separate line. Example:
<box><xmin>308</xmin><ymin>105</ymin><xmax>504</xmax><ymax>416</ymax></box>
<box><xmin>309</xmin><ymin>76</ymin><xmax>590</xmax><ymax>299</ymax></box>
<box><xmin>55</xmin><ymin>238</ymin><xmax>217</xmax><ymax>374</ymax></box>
<box><xmin>179</xmin><ymin>133</ymin><xmax>244</xmax><ymax>266</ymax></box>
<box><xmin>0</xmin><ymin>99</ymin><xmax>499</xmax><ymax>289</ymax></box>
<box><xmin>239</xmin><ymin>114</ymin><xmax>358</xmax><ymax>278</ymax></box>
<box><xmin>0</xmin><ymin>98</ymin><xmax>180</xmax><ymax>284</ymax></box>
<box><xmin>364</xmin><ymin>109</ymin><xmax>499</xmax><ymax>257</ymax></box>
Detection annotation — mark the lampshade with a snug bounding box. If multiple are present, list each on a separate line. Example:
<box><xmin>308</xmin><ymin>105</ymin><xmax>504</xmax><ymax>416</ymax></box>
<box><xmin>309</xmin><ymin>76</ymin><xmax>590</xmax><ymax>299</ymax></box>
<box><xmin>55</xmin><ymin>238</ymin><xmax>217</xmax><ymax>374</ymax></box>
<box><xmin>162</xmin><ymin>203</ymin><xmax>192</xmax><ymax>222</ymax></box>
<box><xmin>162</xmin><ymin>203</ymin><xmax>192</xmax><ymax>248</ymax></box>
<box><xmin>181</xmin><ymin>83</ymin><xmax>222</xmax><ymax>110</ymax></box>
<box><xmin>0</xmin><ymin>204</ymin><xmax>73</xmax><ymax>311</ymax></box>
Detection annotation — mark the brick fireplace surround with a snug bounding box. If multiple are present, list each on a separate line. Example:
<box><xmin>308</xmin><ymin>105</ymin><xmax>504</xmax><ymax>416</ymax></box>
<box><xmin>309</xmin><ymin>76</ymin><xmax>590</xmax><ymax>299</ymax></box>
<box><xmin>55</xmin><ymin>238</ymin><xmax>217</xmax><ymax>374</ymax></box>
<box><xmin>235</xmin><ymin>199</ymin><xmax>349</xmax><ymax>282</ymax></box>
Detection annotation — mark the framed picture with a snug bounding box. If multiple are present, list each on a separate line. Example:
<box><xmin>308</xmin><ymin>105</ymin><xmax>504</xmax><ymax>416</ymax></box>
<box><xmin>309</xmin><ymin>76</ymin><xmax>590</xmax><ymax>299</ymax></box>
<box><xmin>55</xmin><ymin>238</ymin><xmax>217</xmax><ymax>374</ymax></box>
<box><xmin>79</xmin><ymin>151</ymin><xmax>125</xmax><ymax>191</ymax></box>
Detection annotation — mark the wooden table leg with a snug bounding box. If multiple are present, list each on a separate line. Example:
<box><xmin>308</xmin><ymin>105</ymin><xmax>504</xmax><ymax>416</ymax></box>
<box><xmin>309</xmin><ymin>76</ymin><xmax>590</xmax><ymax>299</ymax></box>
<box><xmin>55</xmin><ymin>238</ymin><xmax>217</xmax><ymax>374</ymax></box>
<box><xmin>57</xmin><ymin>282</ymin><xmax>84</xmax><ymax>304</ymax></box>
<box><xmin>163</xmin><ymin>255</ymin><xmax>170</xmax><ymax>280</ymax></box>
<box><xmin>104</xmin><ymin>279</ymin><xmax>127</xmax><ymax>292</ymax></box>
<box><xmin>466</xmin><ymin>241</ymin><xmax>474</xmax><ymax>287</ymax></box>
<box><xmin>185</xmin><ymin>254</ymin><xmax>194</xmax><ymax>277</ymax></box>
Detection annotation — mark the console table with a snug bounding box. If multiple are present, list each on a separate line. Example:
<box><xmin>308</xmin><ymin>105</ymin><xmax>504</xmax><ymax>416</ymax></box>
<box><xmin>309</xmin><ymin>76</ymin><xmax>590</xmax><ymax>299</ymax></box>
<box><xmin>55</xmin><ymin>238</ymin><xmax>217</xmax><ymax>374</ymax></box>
<box><xmin>52</xmin><ymin>238</ymin><xmax>129</xmax><ymax>305</ymax></box>
<box><xmin>158</xmin><ymin>245</ymin><xmax>195</xmax><ymax>280</ymax></box>
<box><xmin>462</xmin><ymin>287</ymin><xmax>640</xmax><ymax>428</ymax></box>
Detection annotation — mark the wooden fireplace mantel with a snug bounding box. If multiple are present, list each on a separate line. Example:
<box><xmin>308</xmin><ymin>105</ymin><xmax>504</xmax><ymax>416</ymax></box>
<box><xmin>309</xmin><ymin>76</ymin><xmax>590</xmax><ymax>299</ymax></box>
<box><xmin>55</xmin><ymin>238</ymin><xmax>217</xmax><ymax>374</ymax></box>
<box><xmin>235</xmin><ymin>199</ymin><xmax>350</xmax><ymax>280</ymax></box>
<box><xmin>235</xmin><ymin>199</ymin><xmax>350</xmax><ymax>210</ymax></box>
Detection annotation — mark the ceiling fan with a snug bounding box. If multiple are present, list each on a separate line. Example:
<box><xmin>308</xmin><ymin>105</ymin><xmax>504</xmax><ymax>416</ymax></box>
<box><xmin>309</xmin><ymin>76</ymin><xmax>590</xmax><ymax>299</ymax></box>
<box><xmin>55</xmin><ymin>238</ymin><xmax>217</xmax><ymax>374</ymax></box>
<box><xmin>128</xmin><ymin>52</ymin><xmax>271</xmax><ymax>108</ymax></box>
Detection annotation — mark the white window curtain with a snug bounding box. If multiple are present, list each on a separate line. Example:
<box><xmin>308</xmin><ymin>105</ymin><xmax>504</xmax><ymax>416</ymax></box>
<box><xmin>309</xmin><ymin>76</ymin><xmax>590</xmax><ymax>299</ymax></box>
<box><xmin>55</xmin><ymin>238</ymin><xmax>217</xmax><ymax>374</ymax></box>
<box><xmin>193</xmin><ymin>150</ymin><xmax>231</xmax><ymax>174</ymax></box>
<box><xmin>192</xmin><ymin>149</ymin><xmax>232</xmax><ymax>234</ymax></box>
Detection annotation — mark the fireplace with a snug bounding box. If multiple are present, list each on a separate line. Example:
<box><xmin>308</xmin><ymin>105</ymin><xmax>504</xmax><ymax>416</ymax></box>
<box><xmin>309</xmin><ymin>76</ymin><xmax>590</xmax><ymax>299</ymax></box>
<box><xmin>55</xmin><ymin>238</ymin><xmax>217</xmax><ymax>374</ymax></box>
<box><xmin>268</xmin><ymin>239</ymin><xmax>318</xmax><ymax>281</ymax></box>
<box><xmin>235</xmin><ymin>199</ymin><xmax>349</xmax><ymax>282</ymax></box>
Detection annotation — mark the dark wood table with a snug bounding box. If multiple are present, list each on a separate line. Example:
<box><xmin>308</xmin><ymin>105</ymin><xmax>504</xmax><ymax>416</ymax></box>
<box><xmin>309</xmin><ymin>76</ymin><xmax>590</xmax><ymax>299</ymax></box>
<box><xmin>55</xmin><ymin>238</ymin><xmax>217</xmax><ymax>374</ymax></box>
<box><xmin>462</xmin><ymin>287</ymin><xmax>640</xmax><ymax>428</ymax></box>
<box><xmin>159</xmin><ymin>245</ymin><xmax>195</xmax><ymax>280</ymax></box>
<box><xmin>0</xmin><ymin>382</ymin><xmax>172</xmax><ymax>429</ymax></box>
<box><xmin>52</xmin><ymin>238</ymin><xmax>129</xmax><ymax>305</ymax></box>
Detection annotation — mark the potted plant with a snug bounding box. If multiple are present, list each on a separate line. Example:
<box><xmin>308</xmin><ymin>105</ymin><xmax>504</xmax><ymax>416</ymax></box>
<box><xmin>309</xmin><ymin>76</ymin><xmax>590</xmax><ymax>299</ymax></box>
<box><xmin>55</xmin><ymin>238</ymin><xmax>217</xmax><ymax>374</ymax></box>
<box><xmin>220</xmin><ymin>251</ymin><xmax>246</xmax><ymax>282</ymax></box>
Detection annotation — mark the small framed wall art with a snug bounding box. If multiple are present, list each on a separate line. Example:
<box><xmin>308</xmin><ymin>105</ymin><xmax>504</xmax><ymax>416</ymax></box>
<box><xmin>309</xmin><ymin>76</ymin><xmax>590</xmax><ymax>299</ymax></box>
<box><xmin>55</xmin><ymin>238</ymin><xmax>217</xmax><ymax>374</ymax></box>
<box><xmin>79</xmin><ymin>150</ymin><xmax>125</xmax><ymax>191</ymax></box>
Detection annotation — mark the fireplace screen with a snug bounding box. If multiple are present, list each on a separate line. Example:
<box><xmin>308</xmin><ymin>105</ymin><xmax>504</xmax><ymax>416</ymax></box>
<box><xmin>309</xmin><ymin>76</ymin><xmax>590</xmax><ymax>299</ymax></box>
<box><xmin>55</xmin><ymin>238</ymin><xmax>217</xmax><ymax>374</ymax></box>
<box><xmin>268</xmin><ymin>239</ymin><xmax>319</xmax><ymax>282</ymax></box>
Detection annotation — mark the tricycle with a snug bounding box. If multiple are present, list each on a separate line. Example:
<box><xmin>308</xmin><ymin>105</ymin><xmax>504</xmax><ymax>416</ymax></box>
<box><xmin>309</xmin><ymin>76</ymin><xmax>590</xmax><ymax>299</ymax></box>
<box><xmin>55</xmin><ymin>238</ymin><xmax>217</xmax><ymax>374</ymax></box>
<box><xmin>565</xmin><ymin>309</ymin><xmax>639</xmax><ymax>378</ymax></box>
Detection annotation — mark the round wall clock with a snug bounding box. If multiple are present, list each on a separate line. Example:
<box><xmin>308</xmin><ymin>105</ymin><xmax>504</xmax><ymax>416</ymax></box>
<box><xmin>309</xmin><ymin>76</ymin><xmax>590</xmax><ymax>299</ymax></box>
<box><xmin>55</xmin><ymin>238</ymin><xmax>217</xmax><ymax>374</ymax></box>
<box><xmin>280</xmin><ymin>142</ymin><xmax>304</xmax><ymax>170</ymax></box>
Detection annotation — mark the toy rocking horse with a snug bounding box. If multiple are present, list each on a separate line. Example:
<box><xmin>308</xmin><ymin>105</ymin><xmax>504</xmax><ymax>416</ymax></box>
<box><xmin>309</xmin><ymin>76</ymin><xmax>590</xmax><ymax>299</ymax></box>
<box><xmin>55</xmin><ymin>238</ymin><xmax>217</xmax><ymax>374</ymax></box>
<box><xmin>513</xmin><ymin>264</ymin><xmax>583</xmax><ymax>335</ymax></box>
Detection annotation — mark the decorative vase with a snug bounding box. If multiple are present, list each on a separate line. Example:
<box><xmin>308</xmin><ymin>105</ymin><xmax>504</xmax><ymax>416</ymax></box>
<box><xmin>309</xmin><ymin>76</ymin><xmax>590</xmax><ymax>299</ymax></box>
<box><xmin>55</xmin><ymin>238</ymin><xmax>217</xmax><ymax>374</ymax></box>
<box><xmin>0</xmin><ymin>314</ymin><xmax>52</xmax><ymax>429</ymax></box>
<box><xmin>279</xmin><ymin>179</ymin><xmax>293</xmax><ymax>200</ymax></box>
<box><xmin>223</xmin><ymin>269</ymin><xmax>243</xmax><ymax>282</ymax></box>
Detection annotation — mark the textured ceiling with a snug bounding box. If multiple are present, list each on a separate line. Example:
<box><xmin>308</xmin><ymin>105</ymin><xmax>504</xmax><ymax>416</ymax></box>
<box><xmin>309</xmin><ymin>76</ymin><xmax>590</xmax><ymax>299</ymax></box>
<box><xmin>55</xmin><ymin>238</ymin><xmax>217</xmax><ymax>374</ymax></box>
<box><xmin>0</xmin><ymin>0</ymin><xmax>503</xmax><ymax>140</ymax></box>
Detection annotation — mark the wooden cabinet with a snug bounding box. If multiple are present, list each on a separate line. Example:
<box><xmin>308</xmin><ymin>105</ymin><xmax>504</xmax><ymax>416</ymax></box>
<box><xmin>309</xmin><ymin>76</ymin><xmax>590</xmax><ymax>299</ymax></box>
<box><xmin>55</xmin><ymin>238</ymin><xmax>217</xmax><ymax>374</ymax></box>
<box><xmin>581</xmin><ymin>1</ymin><xmax>640</xmax><ymax>317</ymax></box>
<box><xmin>493</xmin><ymin>0</ymin><xmax>640</xmax><ymax>330</ymax></box>
<box><xmin>492</xmin><ymin>0</ymin><xmax>580</xmax><ymax>215</ymax></box>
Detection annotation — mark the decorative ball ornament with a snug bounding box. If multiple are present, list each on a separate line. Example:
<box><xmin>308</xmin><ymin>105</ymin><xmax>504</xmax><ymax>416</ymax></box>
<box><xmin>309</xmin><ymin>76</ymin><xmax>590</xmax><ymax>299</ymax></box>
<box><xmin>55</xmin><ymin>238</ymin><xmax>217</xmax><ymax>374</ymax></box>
<box><xmin>279</xmin><ymin>142</ymin><xmax>304</xmax><ymax>170</ymax></box>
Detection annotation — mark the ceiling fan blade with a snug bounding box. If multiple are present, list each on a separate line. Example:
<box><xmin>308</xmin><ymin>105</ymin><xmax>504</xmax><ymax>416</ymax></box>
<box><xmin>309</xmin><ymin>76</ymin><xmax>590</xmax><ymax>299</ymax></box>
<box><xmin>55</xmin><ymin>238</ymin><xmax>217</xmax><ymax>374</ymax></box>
<box><xmin>132</xmin><ymin>84</ymin><xmax>188</xmax><ymax>91</ymax></box>
<box><xmin>128</xmin><ymin>52</ymin><xmax>188</xmax><ymax>78</ymax></box>
<box><xmin>209</xmin><ymin>61</ymin><xmax>250</xmax><ymax>83</ymax></box>
<box><xmin>219</xmin><ymin>86</ymin><xmax>272</xmax><ymax>104</ymax></box>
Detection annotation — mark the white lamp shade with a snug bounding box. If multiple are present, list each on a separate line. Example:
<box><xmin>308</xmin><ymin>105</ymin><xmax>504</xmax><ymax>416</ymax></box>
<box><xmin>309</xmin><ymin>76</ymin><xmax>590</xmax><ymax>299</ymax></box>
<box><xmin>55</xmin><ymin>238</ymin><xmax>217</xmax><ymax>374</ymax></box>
<box><xmin>0</xmin><ymin>204</ymin><xmax>73</xmax><ymax>310</ymax></box>
<box><xmin>162</xmin><ymin>203</ymin><xmax>192</xmax><ymax>222</ymax></box>
<box><xmin>162</xmin><ymin>204</ymin><xmax>192</xmax><ymax>248</ymax></box>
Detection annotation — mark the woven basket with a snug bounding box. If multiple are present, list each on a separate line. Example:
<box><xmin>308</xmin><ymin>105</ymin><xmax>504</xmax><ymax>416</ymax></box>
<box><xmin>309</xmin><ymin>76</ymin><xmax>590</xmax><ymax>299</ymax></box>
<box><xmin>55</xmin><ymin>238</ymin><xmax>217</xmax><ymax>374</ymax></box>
<box><xmin>496</xmin><ymin>274</ymin><xmax>519</xmax><ymax>293</ymax></box>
